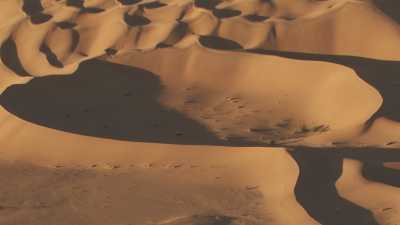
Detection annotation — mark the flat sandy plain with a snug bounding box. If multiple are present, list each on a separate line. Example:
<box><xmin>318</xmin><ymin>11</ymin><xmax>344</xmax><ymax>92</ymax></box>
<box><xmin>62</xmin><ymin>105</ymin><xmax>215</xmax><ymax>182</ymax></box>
<box><xmin>0</xmin><ymin>0</ymin><xmax>399</xmax><ymax>225</ymax></box>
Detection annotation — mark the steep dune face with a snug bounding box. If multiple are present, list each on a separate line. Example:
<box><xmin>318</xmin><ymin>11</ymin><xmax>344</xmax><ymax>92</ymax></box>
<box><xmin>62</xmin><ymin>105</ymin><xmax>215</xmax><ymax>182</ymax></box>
<box><xmin>0</xmin><ymin>1</ymin><xmax>399</xmax><ymax>225</ymax></box>
<box><xmin>274</xmin><ymin>1</ymin><xmax>400</xmax><ymax>60</ymax></box>
<box><xmin>0</xmin><ymin>0</ymin><xmax>32</xmax><ymax>93</ymax></box>
<box><xmin>1</xmin><ymin>0</ymin><xmax>395</xmax><ymax>147</ymax></box>
<box><xmin>337</xmin><ymin>159</ymin><xmax>400</xmax><ymax>225</ymax></box>
<box><xmin>109</xmin><ymin>44</ymin><xmax>382</xmax><ymax>144</ymax></box>
<box><xmin>0</xmin><ymin>0</ymin><xmax>399</xmax><ymax>80</ymax></box>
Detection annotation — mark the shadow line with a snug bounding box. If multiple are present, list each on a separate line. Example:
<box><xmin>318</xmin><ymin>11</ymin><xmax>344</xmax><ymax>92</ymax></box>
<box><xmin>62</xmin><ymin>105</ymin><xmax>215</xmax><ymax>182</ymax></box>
<box><xmin>0</xmin><ymin>59</ymin><xmax>225</xmax><ymax>145</ymax></box>
<box><xmin>363</xmin><ymin>162</ymin><xmax>400</xmax><ymax>187</ymax></box>
<box><xmin>373</xmin><ymin>0</ymin><xmax>400</xmax><ymax>23</ymax></box>
<box><xmin>0</xmin><ymin>57</ymin><xmax>398</xmax><ymax>225</ymax></box>
<box><xmin>289</xmin><ymin>149</ymin><xmax>380</xmax><ymax>225</ymax></box>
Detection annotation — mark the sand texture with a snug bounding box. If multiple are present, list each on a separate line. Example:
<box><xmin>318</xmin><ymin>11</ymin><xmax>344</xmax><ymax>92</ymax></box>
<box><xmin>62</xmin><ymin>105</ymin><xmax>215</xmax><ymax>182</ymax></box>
<box><xmin>0</xmin><ymin>0</ymin><xmax>399</xmax><ymax>225</ymax></box>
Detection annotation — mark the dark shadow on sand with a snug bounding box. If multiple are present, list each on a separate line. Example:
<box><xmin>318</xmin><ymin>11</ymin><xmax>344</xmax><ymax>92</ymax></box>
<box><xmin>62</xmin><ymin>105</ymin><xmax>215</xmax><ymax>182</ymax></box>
<box><xmin>373</xmin><ymin>0</ymin><xmax>400</xmax><ymax>23</ymax></box>
<box><xmin>301</xmin><ymin>147</ymin><xmax>400</xmax><ymax>162</ymax></box>
<box><xmin>0</xmin><ymin>56</ymin><xmax>399</xmax><ymax>225</ymax></box>
<box><xmin>290</xmin><ymin>149</ymin><xmax>380</xmax><ymax>225</ymax></box>
<box><xmin>293</xmin><ymin>147</ymin><xmax>400</xmax><ymax>187</ymax></box>
<box><xmin>1</xmin><ymin>2</ymin><xmax>399</xmax><ymax>225</ymax></box>
<box><xmin>3</xmin><ymin>52</ymin><xmax>400</xmax><ymax>147</ymax></box>
<box><xmin>363</xmin><ymin>162</ymin><xmax>400</xmax><ymax>187</ymax></box>
<box><xmin>0</xmin><ymin>38</ymin><xmax>31</xmax><ymax>77</ymax></box>
<box><xmin>0</xmin><ymin>59</ymin><xmax>225</xmax><ymax>145</ymax></box>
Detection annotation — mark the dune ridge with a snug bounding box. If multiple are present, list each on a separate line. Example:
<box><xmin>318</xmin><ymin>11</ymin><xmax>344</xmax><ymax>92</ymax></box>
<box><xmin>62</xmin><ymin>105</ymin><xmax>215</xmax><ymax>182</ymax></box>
<box><xmin>0</xmin><ymin>1</ymin><xmax>399</xmax><ymax>225</ymax></box>
<box><xmin>1</xmin><ymin>0</ymin><xmax>400</xmax><ymax>148</ymax></box>
<box><xmin>1</xmin><ymin>0</ymin><xmax>400</xmax><ymax>78</ymax></box>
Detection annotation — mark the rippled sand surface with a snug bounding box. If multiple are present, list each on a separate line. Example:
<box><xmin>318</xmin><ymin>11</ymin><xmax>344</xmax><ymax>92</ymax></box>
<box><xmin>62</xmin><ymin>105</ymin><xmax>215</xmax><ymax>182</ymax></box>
<box><xmin>0</xmin><ymin>1</ymin><xmax>399</xmax><ymax>225</ymax></box>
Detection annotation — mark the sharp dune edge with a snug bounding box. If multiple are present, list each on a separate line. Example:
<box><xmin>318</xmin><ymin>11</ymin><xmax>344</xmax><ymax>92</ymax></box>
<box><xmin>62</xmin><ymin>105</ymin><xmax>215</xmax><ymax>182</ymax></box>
<box><xmin>0</xmin><ymin>0</ymin><xmax>399</xmax><ymax>225</ymax></box>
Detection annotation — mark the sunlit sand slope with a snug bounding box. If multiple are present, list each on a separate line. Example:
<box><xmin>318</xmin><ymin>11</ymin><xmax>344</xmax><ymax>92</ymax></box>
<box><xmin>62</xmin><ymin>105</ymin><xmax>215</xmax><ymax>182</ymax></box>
<box><xmin>0</xmin><ymin>1</ymin><xmax>399</xmax><ymax>225</ymax></box>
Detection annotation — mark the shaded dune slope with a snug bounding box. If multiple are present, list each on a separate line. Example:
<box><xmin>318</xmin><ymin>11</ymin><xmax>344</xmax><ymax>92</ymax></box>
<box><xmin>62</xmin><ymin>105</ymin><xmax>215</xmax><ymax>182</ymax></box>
<box><xmin>0</xmin><ymin>59</ymin><xmax>225</xmax><ymax>145</ymax></box>
<box><xmin>0</xmin><ymin>0</ymin><xmax>399</xmax><ymax>77</ymax></box>
<box><xmin>0</xmin><ymin>0</ymin><xmax>400</xmax><ymax>148</ymax></box>
<box><xmin>1</xmin><ymin>58</ymin><xmax>399</xmax><ymax>225</ymax></box>
<box><xmin>0</xmin><ymin>1</ymin><xmax>399</xmax><ymax>225</ymax></box>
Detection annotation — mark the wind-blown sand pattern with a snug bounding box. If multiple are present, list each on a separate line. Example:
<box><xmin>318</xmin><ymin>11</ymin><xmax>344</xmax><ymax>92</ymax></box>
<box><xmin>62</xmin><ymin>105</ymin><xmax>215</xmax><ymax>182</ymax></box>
<box><xmin>0</xmin><ymin>0</ymin><xmax>399</xmax><ymax>225</ymax></box>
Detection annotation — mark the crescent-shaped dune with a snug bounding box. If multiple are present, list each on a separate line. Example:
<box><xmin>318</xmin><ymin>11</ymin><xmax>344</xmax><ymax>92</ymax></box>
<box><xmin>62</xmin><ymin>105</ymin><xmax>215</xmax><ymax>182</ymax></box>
<box><xmin>0</xmin><ymin>0</ymin><xmax>399</xmax><ymax>225</ymax></box>
<box><xmin>108</xmin><ymin>42</ymin><xmax>382</xmax><ymax>144</ymax></box>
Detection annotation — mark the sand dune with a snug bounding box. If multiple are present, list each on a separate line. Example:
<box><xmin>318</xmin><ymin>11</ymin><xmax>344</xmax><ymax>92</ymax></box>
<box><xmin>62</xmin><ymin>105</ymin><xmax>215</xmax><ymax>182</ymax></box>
<box><xmin>1</xmin><ymin>0</ymin><xmax>400</xmax><ymax>147</ymax></box>
<box><xmin>0</xmin><ymin>0</ymin><xmax>399</xmax><ymax>225</ymax></box>
<box><xmin>337</xmin><ymin>159</ymin><xmax>400</xmax><ymax>225</ymax></box>
<box><xmin>1</xmin><ymin>0</ymin><xmax>399</xmax><ymax>79</ymax></box>
<box><xmin>108</xmin><ymin>43</ymin><xmax>383</xmax><ymax>146</ymax></box>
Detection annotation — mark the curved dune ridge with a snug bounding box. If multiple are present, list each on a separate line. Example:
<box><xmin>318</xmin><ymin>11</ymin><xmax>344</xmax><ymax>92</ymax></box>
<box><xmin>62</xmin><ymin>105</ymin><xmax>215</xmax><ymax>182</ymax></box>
<box><xmin>1</xmin><ymin>0</ymin><xmax>400</xmax><ymax>78</ymax></box>
<box><xmin>0</xmin><ymin>1</ymin><xmax>399</xmax><ymax>225</ymax></box>
<box><xmin>0</xmin><ymin>0</ymin><xmax>400</xmax><ymax>147</ymax></box>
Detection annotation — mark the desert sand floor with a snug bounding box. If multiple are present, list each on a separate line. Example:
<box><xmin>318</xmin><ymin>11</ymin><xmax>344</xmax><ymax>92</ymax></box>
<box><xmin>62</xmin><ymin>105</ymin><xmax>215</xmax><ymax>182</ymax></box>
<box><xmin>0</xmin><ymin>0</ymin><xmax>400</xmax><ymax>225</ymax></box>
<box><xmin>1</xmin><ymin>59</ymin><xmax>399</xmax><ymax>225</ymax></box>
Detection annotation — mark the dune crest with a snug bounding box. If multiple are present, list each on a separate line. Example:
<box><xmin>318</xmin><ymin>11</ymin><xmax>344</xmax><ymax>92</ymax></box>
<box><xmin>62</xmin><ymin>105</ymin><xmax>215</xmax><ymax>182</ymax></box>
<box><xmin>0</xmin><ymin>1</ymin><xmax>400</xmax><ymax>225</ymax></box>
<box><xmin>108</xmin><ymin>43</ymin><xmax>382</xmax><ymax>145</ymax></box>
<box><xmin>1</xmin><ymin>0</ymin><xmax>400</xmax><ymax>147</ymax></box>
<box><xmin>0</xmin><ymin>0</ymin><xmax>399</xmax><ymax>79</ymax></box>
